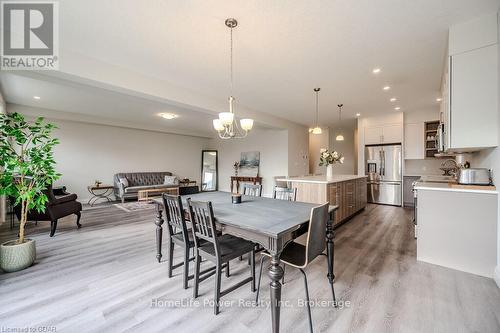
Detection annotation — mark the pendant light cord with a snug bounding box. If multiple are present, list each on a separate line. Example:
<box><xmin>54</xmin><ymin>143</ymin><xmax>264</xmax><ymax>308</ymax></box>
<box><xmin>230</xmin><ymin>25</ymin><xmax>233</xmax><ymax>97</ymax></box>
<box><xmin>315</xmin><ymin>90</ymin><xmax>319</xmax><ymax>126</ymax></box>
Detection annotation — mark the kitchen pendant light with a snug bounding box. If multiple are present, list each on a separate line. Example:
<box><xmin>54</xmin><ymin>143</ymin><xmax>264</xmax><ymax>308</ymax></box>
<box><xmin>335</xmin><ymin>104</ymin><xmax>345</xmax><ymax>141</ymax></box>
<box><xmin>311</xmin><ymin>88</ymin><xmax>322</xmax><ymax>135</ymax></box>
<box><xmin>212</xmin><ymin>18</ymin><xmax>253</xmax><ymax>139</ymax></box>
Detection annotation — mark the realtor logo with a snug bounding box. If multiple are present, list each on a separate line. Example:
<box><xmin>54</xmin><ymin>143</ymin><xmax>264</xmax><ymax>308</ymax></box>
<box><xmin>1</xmin><ymin>1</ymin><xmax>59</xmax><ymax>70</ymax></box>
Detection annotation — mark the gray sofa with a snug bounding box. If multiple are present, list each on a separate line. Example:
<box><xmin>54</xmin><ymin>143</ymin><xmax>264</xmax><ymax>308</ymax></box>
<box><xmin>113</xmin><ymin>172</ymin><xmax>179</xmax><ymax>203</ymax></box>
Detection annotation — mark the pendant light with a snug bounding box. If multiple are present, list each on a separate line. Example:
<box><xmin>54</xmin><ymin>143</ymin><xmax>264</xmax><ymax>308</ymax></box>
<box><xmin>311</xmin><ymin>88</ymin><xmax>322</xmax><ymax>135</ymax></box>
<box><xmin>213</xmin><ymin>18</ymin><xmax>254</xmax><ymax>139</ymax></box>
<box><xmin>335</xmin><ymin>104</ymin><xmax>344</xmax><ymax>141</ymax></box>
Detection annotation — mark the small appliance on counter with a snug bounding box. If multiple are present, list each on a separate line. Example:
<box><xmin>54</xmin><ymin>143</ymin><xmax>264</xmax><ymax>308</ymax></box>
<box><xmin>457</xmin><ymin>168</ymin><xmax>492</xmax><ymax>186</ymax></box>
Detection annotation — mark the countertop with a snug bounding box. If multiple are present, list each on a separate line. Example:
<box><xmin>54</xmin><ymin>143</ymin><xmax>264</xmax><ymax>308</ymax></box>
<box><xmin>277</xmin><ymin>175</ymin><xmax>367</xmax><ymax>184</ymax></box>
<box><xmin>414</xmin><ymin>181</ymin><xmax>498</xmax><ymax>194</ymax></box>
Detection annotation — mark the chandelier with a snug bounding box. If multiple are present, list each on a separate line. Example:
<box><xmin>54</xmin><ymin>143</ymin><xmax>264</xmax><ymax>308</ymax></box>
<box><xmin>213</xmin><ymin>18</ymin><xmax>254</xmax><ymax>139</ymax></box>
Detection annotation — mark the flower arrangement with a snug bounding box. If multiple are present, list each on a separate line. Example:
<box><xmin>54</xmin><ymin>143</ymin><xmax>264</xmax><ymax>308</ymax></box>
<box><xmin>319</xmin><ymin>148</ymin><xmax>344</xmax><ymax>166</ymax></box>
<box><xmin>233</xmin><ymin>161</ymin><xmax>240</xmax><ymax>176</ymax></box>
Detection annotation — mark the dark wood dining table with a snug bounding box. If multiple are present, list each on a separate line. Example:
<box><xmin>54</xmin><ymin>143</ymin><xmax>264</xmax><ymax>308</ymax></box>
<box><xmin>153</xmin><ymin>191</ymin><xmax>338</xmax><ymax>333</ymax></box>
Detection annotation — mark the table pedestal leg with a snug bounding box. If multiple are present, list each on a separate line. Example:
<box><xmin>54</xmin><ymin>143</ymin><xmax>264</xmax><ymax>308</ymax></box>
<box><xmin>268</xmin><ymin>254</ymin><xmax>284</xmax><ymax>333</ymax></box>
<box><xmin>326</xmin><ymin>214</ymin><xmax>336</xmax><ymax>304</ymax></box>
<box><xmin>155</xmin><ymin>205</ymin><xmax>164</xmax><ymax>263</ymax></box>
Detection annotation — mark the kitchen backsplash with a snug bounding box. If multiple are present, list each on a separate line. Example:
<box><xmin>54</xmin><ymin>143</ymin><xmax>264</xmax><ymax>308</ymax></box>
<box><xmin>405</xmin><ymin>159</ymin><xmax>444</xmax><ymax>176</ymax></box>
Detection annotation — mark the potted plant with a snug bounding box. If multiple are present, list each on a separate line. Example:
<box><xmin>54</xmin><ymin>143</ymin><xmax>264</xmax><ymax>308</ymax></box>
<box><xmin>0</xmin><ymin>112</ymin><xmax>60</xmax><ymax>272</ymax></box>
<box><xmin>319</xmin><ymin>148</ymin><xmax>344</xmax><ymax>178</ymax></box>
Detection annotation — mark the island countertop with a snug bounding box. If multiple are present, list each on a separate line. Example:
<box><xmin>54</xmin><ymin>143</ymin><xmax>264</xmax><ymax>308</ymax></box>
<box><xmin>276</xmin><ymin>175</ymin><xmax>367</xmax><ymax>184</ymax></box>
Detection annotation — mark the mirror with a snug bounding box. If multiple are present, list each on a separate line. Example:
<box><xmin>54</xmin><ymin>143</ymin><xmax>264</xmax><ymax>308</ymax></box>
<box><xmin>201</xmin><ymin>150</ymin><xmax>218</xmax><ymax>191</ymax></box>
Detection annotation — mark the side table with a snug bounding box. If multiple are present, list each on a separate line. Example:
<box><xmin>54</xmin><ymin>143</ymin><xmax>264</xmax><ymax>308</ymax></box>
<box><xmin>87</xmin><ymin>185</ymin><xmax>114</xmax><ymax>206</ymax></box>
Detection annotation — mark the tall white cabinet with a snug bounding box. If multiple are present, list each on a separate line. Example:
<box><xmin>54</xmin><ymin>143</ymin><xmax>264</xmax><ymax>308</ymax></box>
<box><xmin>443</xmin><ymin>12</ymin><xmax>499</xmax><ymax>152</ymax></box>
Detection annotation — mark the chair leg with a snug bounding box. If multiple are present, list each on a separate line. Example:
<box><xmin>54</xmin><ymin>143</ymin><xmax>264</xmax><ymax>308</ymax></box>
<box><xmin>299</xmin><ymin>269</ymin><xmax>313</xmax><ymax>333</ymax></box>
<box><xmin>214</xmin><ymin>263</ymin><xmax>222</xmax><ymax>315</ymax></box>
<box><xmin>121</xmin><ymin>197</ymin><xmax>125</xmax><ymax>204</ymax></box>
<box><xmin>75</xmin><ymin>212</ymin><xmax>82</xmax><ymax>228</ymax></box>
<box><xmin>282</xmin><ymin>265</ymin><xmax>286</xmax><ymax>285</ymax></box>
<box><xmin>183</xmin><ymin>247</ymin><xmax>190</xmax><ymax>289</ymax></box>
<box><xmin>255</xmin><ymin>255</ymin><xmax>266</xmax><ymax>303</ymax></box>
<box><xmin>49</xmin><ymin>220</ymin><xmax>58</xmax><ymax>237</ymax></box>
<box><xmin>167</xmin><ymin>241</ymin><xmax>174</xmax><ymax>278</ymax></box>
<box><xmin>250</xmin><ymin>250</ymin><xmax>256</xmax><ymax>292</ymax></box>
<box><xmin>193</xmin><ymin>252</ymin><xmax>201</xmax><ymax>298</ymax></box>
<box><xmin>225</xmin><ymin>261</ymin><xmax>230</xmax><ymax>277</ymax></box>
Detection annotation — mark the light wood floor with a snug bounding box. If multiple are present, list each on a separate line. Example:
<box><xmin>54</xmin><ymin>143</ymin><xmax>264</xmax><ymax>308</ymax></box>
<box><xmin>1</xmin><ymin>204</ymin><xmax>499</xmax><ymax>333</ymax></box>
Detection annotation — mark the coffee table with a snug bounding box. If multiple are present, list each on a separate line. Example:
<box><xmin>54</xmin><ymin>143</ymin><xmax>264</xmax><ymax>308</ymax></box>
<box><xmin>137</xmin><ymin>187</ymin><xmax>179</xmax><ymax>202</ymax></box>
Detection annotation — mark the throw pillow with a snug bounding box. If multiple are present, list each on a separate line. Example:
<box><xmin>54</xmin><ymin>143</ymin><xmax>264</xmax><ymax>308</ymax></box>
<box><xmin>164</xmin><ymin>176</ymin><xmax>179</xmax><ymax>185</ymax></box>
<box><xmin>118</xmin><ymin>177</ymin><xmax>129</xmax><ymax>187</ymax></box>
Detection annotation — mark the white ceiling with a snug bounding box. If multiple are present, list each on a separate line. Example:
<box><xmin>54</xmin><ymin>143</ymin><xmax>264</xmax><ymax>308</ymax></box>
<box><xmin>2</xmin><ymin>0</ymin><xmax>499</xmax><ymax>131</ymax></box>
<box><xmin>0</xmin><ymin>73</ymin><xmax>218</xmax><ymax>137</ymax></box>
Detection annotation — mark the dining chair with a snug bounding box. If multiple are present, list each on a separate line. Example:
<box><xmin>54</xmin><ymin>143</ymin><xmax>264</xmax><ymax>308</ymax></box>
<box><xmin>242</xmin><ymin>183</ymin><xmax>262</xmax><ymax>197</ymax></box>
<box><xmin>162</xmin><ymin>194</ymin><xmax>196</xmax><ymax>289</ymax></box>
<box><xmin>255</xmin><ymin>203</ymin><xmax>336</xmax><ymax>333</ymax></box>
<box><xmin>273</xmin><ymin>186</ymin><xmax>297</xmax><ymax>201</ymax></box>
<box><xmin>187</xmin><ymin>199</ymin><xmax>257</xmax><ymax>315</ymax></box>
<box><xmin>274</xmin><ymin>176</ymin><xmax>289</xmax><ymax>188</ymax></box>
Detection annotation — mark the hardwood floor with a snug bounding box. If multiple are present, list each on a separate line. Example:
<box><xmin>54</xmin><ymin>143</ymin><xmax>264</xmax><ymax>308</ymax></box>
<box><xmin>1</xmin><ymin>203</ymin><xmax>499</xmax><ymax>332</ymax></box>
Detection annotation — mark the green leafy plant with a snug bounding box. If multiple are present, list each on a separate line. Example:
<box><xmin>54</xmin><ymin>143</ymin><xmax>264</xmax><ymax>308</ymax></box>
<box><xmin>0</xmin><ymin>113</ymin><xmax>60</xmax><ymax>244</ymax></box>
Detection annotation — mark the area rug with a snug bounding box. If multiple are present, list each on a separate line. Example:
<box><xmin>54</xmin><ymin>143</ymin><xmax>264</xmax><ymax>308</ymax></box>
<box><xmin>114</xmin><ymin>201</ymin><xmax>157</xmax><ymax>213</ymax></box>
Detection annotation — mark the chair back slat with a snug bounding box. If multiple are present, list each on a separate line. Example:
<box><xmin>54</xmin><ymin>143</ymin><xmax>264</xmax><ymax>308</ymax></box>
<box><xmin>273</xmin><ymin>186</ymin><xmax>297</xmax><ymax>201</ymax></box>
<box><xmin>243</xmin><ymin>184</ymin><xmax>262</xmax><ymax>197</ymax></box>
<box><xmin>187</xmin><ymin>199</ymin><xmax>220</xmax><ymax>255</ymax></box>
<box><xmin>162</xmin><ymin>194</ymin><xmax>189</xmax><ymax>243</ymax></box>
<box><xmin>305</xmin><ymin>203</ymin><xmax>330</xmax><ymax>265</ymax></box>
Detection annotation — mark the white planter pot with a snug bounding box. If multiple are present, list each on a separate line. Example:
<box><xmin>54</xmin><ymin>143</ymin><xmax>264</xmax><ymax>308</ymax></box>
<box><xmin>0</xmin><ymin>239</ymin><xmax>36</xmax><ymax>272</ymax></box>
<box><xmin>327</xmin><ymin>165</ymin><xmax>334</xmax><ymax>178</ymax></box>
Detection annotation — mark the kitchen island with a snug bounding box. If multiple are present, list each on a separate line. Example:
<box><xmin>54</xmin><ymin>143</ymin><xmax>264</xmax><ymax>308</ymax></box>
<box><xmin>277</xmin><ymin>175</ymin><xmax>367</xmax><ymax>226</ymax></box>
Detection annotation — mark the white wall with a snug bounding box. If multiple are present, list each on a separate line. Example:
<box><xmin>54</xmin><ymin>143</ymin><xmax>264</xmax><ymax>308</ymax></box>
<box><xmin>9</xmin><ymin>104</ymin><xmax>210</xmax><ymax>201</ymax></box>
<box><xmin>470</xmin><ymin>11</ymin><xmax>500</xmax><ymax>286</ymax></box>
<box><xmin>309</xmin><ymin>128</ymin><xmax>329</xmax><ymax>175</ymax></box>
<box><xmin>329</xmin><ymin>125</ymin><xmax>356</xmax><ymax>174</ymax></box>
<box><xmin>287</xmin><ymin>125</ymin><xmax>310</xmax><ymax>177</ymax></box>
<box><xmin>208</xmin><ymin>128</ymin><xmax>289</xmax><ymax>197</ymax></box>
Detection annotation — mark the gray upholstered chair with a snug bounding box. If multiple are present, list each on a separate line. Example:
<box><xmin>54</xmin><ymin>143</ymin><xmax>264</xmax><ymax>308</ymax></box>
<box><xmin>187</xmin><ymin>199</ymin><xmax>256</xmax><ymax>315</ymax></box>
<box><xmin>255</xmin><ymin>203</ymin><xmax>336</xmax><ymax>333</ymax></box>
<box><xmin>273</xmin><ymin>186</ymin><xmax>297</xmax><ymax>201</ymax></box>
<box><xmin>242</xmin><ymin>184</ymin><xmax>262</xmax><ymax>197</ymax></box>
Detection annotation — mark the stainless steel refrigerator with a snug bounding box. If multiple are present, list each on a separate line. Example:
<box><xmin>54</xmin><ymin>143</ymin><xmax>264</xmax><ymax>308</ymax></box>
<box><xmin>365</xmin><ymin>144</ymin><xmax>402</xmax><ymax>206</ymax></box>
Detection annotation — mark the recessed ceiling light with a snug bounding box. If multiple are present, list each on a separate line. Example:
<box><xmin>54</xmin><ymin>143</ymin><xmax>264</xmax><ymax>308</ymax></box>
<box><xmin>383</xmin><ymin>86</ymin><xmax>391</xmax><ymax>91</ymax></box>
<box><xmin>372</xmin><ymin>68</ymin><xmax>381</xmax><ymax>74</ymax></box>
<box><xmin>159</xmin><ymin>113</ymin><xmax>179</xmax><ymax>120</ymax></box>
<box><xmin>390</xmin><ymin>97</ymin><xmax>397</xmax><ymax>102</ymax></box>
<box><xmin>394</xmin><ymin>106</ymin><xmax>401</xmax><ymax>110</ymax></box>
<box><xmin>33</xmin><ymin>96</ymin><xmax>40</xmax><ymax>100</ymax></box>
<box><xmin>356</xmin><ymin>113</ymin><xmax>361</xmax><ymax>117</ymax></box>
<box><xmin>436</xmin><ymin>98</ymin><xmax>442</xmax><ymax>102</ymax></box>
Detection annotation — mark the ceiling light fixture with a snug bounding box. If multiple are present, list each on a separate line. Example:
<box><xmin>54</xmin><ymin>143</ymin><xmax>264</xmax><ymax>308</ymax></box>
<box><xmin>159</xmin><ymin>113</ymin><xmax>179</xmax><ymax>120</ymax></box>
<box><xmin>33</xmin><ymin>96</ymin><xmax>41</xmax><ymax>100</ymax></box>
<box><xmin>213</xmin><ymin>18</ymin><xmax>253</xmax><ymax>139</ymax></box>
<box><xmin>336</xmin><ymin>104</ymin><xmax>344</xmax><ymax>141</ymax></box>
<box><xmin>390</xmin><ymin>97</ymin><xmax>397</xmax><ymax>102</ymax></box>
<box><xmin>310</xmin><ymin>88</ymin><xmax>322</xmax><ymax>135</ymax></box>
<box><xmin>372</xmin><ymin>68</ymin><xmax>381</xmax><ymax>74</ymax></box>
<box><xmin>436</xmin><ymin>98</ymin><xmax>442</xmax><ymax>102</ymax></box>
<box><xmin>356</xmin><ymin>113</ymin><xmax>361</xmax><ymax>117</ymax></box>
<box><xmin>394</xmin><ymin>106</ymin><xmax>401</xmax><ymax>110</ymax></box>
<box><xmin>383</xmin><ymin>86</ymin><xmax>391</xmax><ymax>91</ymax></box>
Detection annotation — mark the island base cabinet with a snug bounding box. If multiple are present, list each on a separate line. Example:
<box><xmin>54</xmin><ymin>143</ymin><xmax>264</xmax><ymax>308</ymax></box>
<box><xmin>327</xmin><ymin>178</ymin><xmax>367</xmax><ymax>226</ymax></box>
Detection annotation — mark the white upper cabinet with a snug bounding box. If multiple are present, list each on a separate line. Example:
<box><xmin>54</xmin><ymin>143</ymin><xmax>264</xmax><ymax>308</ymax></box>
<box><xmin>404</xmin><ymin>123</ymin><xmax>424</xmax><ymax>159</ymax></box>
<box><xmin>365</xmin><ymin>124</ymin><xmax>402</xmax><ymax>145</ymax></box>
<box><xmin>445</xmin><ymin>12</ymin><xmax>499</xmax><ymax>151</ymax></box>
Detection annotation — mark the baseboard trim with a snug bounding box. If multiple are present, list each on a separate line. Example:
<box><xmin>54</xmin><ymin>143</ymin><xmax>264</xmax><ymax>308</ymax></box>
<box><xmin>495</xmin><ymin>266</ymin><xmax>500</xmax><ymax>289</ymax></box>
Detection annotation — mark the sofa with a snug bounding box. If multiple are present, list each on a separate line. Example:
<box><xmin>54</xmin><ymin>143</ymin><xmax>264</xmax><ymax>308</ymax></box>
<box><xmin>113</xmin><ymin>172</ymin><xmax>179</xmax><ymax>203</ymax></box>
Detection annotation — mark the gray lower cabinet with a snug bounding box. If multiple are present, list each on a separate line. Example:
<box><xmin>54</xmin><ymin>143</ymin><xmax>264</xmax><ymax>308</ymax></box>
<box><xmin>403</xmin><ymin>176</ymin><xmax>420</xmax><ymax>207</ymax></box>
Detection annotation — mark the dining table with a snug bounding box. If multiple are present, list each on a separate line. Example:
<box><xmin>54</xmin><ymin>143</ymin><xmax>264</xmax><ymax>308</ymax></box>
<box><xmin>153</xmin><ymin>191</ymin><xmax>338</xmax><ymax>333</ymax></box>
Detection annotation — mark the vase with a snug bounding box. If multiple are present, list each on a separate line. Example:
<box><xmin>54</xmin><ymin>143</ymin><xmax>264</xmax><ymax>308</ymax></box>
<box><xmin>0</xmin><ymin>239</ymin><xmax>36</xmax><ymax>272</ymax></box>
<box><xmin>326</xmin><ymin>164</ymin><xmax>334</xmax><ymax>178</ymax></box>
